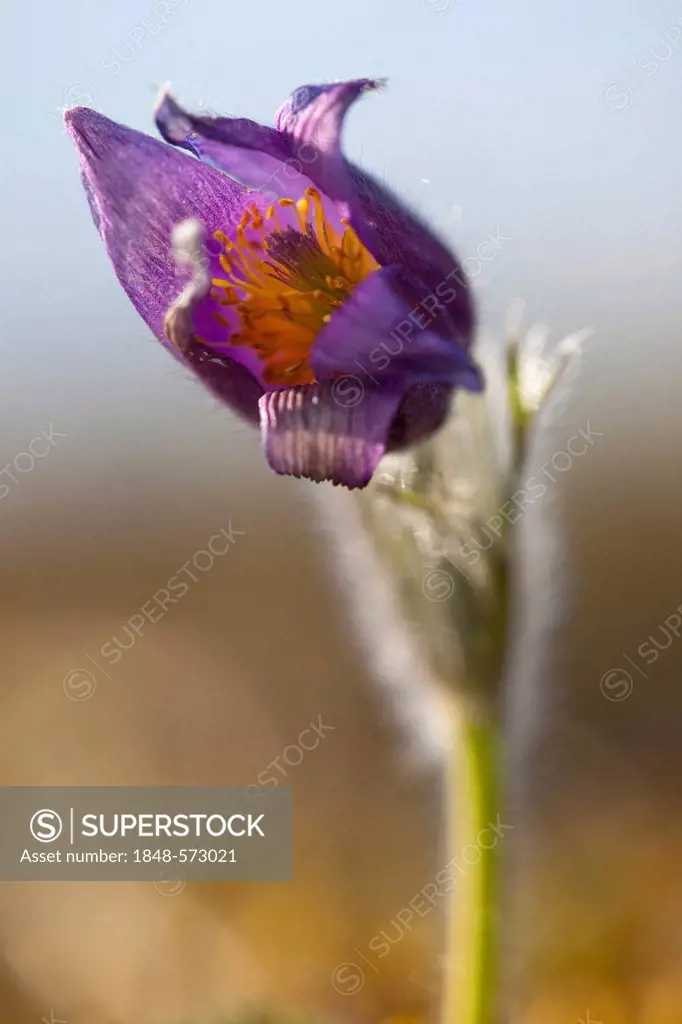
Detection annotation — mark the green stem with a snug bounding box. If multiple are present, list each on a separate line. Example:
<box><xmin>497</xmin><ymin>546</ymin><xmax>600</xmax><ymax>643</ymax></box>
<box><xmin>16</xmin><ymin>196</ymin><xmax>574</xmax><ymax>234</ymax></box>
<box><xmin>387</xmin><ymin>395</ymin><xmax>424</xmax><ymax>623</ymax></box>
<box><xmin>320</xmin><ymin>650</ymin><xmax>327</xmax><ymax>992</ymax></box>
<box><xmin>443</xmin><ymin>700</ymin><xmax>500</xmax><ymax>1024</ymax></box>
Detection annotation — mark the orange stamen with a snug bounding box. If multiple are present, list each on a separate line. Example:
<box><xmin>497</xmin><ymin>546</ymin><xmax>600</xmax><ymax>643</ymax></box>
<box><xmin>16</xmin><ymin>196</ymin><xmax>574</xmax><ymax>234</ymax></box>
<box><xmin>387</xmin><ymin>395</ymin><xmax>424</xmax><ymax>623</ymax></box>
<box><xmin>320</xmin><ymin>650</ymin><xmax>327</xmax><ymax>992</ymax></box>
<box><xmin>207</xmin><ymin>191</ymin><xmax>380</xmax><ymax>386</ymax></box>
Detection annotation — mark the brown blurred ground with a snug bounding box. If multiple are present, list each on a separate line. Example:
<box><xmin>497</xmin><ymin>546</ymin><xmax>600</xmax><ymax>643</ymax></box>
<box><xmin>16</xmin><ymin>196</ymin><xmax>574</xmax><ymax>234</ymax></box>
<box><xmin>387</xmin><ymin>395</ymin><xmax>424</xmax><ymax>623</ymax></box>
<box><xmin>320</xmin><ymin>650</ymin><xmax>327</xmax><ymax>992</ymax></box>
<box><xmin>0</xmin><ymin>384</ymin><xmax>443</xmax><ymax>1024</ymax></box>
<box><xmin>2</xmin><ymin>330</ymin><xmax>682</xmax><ymax>1024</ymax></box>
<box><xmin>505</xmin><ymin>336</ymin><xmax>682</xmax><ymax>1023</ymax></box>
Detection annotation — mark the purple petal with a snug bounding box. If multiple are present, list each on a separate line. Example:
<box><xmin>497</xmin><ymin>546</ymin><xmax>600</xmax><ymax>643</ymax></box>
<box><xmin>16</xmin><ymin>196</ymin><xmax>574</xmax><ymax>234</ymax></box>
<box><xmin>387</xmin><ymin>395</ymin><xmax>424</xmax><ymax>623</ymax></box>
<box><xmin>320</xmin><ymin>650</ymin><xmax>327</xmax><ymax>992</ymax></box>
<box><xmin>64</xmin><ymin>106</ymin><xmax>247</xmax><ymax>343</ymax></box>
<box><xmin>163</xmin><ymin>217</ymin><xmax>266</xmax><ymax>384</ymax></box>
<box><xmin>349</xmin><ymin>166</ymin><xmax>476</xmax><ymax>345</ymax></box>
<box><xmin>275</xmin><ymin>79</ymin><xmax>381</xmax><ymax>197</ymax></box>
<box><xmin>155</xmin><ymin>83</ymin><xmax>474</xmax><ymax>347</ymax></box>
<box><xmin>275</xmin><ymin>80</ymin><xmax>474</xmax><ymax>344</ymax></box>
<box><xmin>154</xmin><ymin>88</ymin><xmax>314</xmax><ymax>200</ymax></box>
<box><xmin>259</xmin><ymin>381</ymin><xmax>405</xmax><ymax>488</ymax></box>
<box><xmin>310</xmin><ymin>266</ymin><xmax>483</xmax><ymax>390</ymax></box>
<box><xmin>148</xmin><ymin>216</ymin><xmax>265</xmax><ymax>424</ymax></box>
<box><xmin>273</xmin><ymin>79</ymin><xmax>382</xmax><ymax>235</ymax></box>
<box><xmin>163</xmin><ymin>205</ymin><xmax>343</xmax><ymax>392</ymax></box>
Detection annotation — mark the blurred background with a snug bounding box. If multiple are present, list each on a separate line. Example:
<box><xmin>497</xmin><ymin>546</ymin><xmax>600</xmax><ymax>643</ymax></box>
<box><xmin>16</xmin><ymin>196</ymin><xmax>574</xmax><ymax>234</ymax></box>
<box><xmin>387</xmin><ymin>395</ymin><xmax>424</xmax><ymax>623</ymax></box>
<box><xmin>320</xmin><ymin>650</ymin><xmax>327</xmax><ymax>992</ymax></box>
<box><xmin>2</xmin><ymin>0</ymin><xmax>682</xmax><ymax>1020</ymax></box>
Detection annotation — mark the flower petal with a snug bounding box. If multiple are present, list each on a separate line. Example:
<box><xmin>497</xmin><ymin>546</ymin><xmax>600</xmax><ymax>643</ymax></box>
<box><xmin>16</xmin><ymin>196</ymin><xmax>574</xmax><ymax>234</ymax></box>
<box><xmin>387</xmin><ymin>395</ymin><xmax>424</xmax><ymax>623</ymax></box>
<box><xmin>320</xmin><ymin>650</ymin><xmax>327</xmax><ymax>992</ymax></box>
<box><xmin>155</xmin><ymin>83</ymin><xmax>474</xmax><ymax>347</ymax></box>
<box><xmin>163</xmin><ymin>211</ymin><xmax>327</xmax><ymax>391</ymax></box>
<box><xmin>259</xmin><ymin>381</ymin><xmax>405</xmax><ymax>488</ymax></box>
<box><xmin>310</xmin><ymin>266</ymin><xmax>483</xmax><ymax>390</ymax></box>
<box><xmin>64</xmin><ymin>106</ymin><xmax>247</xmax><ymax>343</ymax></box>
<box><xmin>274</xmin><ymin>78</ymin><xmax>381</xmax><ymax>224</ymax></box>
<box><xmin>274</xmin><ymin>79</ymin><xmax>380</xmax><ymax>193</ymax></box>
<box><xmin>154</xmin><ymin>88</ymin><xmax>301</xmax><ymax>196</ymax></box>
<box><xmin>349</xmin><ymin>165</ymin><xmax>476</xmax><ymax>345</ymax></box>
<box><xmin>275</xmin><ymin>81</ymin><xmax>475</xmax><ymax>344</ymax></box>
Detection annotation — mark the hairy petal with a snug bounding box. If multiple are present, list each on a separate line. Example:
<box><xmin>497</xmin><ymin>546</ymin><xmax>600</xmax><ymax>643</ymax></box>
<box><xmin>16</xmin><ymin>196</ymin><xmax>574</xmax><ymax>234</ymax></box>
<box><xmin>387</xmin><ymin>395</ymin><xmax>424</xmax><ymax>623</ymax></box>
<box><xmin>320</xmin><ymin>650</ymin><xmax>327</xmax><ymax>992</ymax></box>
<box><xmin>275</xmin><ymin>81</ymin><xmax>475</xmax><ymax>343</ymax></box>
<box><xmin>154</xmin><ymin>88</ymin><xmax>302</xmax><ymax>196</ymax></box>
<box><xmin>275</xmin><ymin>79</ymin><xmax>380</xmax><ymax>198</ymax></box>
<box><xmin>155</xmin><ymin>82</ymin><xmax>475</xmax><ymax>347</ymax></box>
<box><xmin>259</xmin><ymin>382</ymin><xmax>405</xmax><ymax>488</ymax></box>
<box><xmin>349</xmin><ymin>166</ymin><xmax>476</xmax><ymax>345</ymax></box>
<box><xmin>311</xmin><ymin>266</ymin><xmax>483</xmax><ymax>390</ymax></box>
<box><xmin>64</xmin><ymin>106</ymin><xmax>247</xmax><ymax>342</ymax></box>
<box><xmin>164</xmin><ymin>218</ymin><xmax>266</xmax><ymax>418</ymax></box>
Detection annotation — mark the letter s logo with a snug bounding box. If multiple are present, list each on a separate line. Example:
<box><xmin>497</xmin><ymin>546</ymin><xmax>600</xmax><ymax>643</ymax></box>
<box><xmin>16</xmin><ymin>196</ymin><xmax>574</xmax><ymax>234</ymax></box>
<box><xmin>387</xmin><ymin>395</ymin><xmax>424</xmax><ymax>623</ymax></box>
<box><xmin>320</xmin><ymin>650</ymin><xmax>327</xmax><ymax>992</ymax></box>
<box><xmin>30</xmin><ymin>809</ymin><xmax>63</xmax><ymax>842</ymax></box>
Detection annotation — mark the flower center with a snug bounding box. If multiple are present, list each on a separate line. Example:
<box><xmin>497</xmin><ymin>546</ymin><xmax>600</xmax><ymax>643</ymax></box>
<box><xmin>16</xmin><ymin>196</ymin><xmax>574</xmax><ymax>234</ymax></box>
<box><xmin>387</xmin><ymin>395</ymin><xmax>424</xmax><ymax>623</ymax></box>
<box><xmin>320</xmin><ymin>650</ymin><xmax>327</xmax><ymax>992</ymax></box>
<box><xmin>210</xmin><ymin>188</ymin><xmax>380</xmax><ymax>386</ymax></box>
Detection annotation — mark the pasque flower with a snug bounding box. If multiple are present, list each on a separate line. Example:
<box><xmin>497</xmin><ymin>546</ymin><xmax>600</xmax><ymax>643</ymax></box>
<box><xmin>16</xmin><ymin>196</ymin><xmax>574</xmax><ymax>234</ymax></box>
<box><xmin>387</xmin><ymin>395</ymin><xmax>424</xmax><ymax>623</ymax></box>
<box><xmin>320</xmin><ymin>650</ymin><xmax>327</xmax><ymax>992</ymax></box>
<box><xmin>65</xmin><ymin>79</ymin><xmax>483</xmax><ymax>488</ymax></box>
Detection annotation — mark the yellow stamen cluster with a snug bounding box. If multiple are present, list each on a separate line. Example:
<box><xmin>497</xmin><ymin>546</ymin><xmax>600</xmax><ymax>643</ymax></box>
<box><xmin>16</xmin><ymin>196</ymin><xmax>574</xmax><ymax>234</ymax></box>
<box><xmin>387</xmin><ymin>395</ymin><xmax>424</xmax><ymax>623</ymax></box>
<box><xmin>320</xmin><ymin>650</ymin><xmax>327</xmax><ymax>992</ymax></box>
<box><xmin>210</xmin><ymin>187</ymin><xmax>380</xmax><ymax>386</ymax></box>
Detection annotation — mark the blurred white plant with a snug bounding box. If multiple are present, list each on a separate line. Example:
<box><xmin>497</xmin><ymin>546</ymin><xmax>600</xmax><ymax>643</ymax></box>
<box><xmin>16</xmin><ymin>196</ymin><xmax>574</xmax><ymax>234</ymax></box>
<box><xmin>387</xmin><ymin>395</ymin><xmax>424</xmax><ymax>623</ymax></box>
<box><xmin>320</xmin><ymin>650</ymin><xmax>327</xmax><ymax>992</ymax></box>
<box><xmin>332</xmin><ymin>303</ymin><xmax>589</xmax><ymax>1024</ymax></box>
<box><xmin>356</xmin><ymin>302</ymin><xmax>589</xmax><ymax>711</ymax></box>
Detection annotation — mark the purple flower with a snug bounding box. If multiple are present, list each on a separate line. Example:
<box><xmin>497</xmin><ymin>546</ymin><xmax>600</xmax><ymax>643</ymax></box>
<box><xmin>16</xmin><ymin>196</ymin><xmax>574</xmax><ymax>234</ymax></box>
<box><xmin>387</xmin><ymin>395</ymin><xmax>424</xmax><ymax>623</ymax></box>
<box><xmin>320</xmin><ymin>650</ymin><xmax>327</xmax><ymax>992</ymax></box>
<box><xmin>65</xmin><ymin>79</ymin><xmax>483</xmax><ymax>489</ymax></box>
